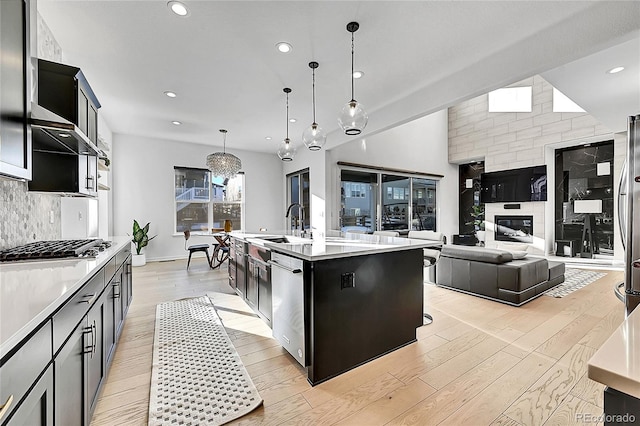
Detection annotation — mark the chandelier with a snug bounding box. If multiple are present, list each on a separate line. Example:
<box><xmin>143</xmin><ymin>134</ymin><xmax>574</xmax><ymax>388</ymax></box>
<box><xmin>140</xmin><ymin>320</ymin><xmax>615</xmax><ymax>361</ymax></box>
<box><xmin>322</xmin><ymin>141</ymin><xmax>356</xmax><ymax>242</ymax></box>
<box><xmin>277</xmin><ymin>88</ymin><xmax>296</xmax><ymax>161</ymax></box>
<box><xmin>206</xmin><ymin>129</ymin><xmax>242</xmax><ymax>178</ymax></box>
<box><xmin>338</xmin><ymin>21</ymin><xmax>368</xmax><ymax>136</ymax></box>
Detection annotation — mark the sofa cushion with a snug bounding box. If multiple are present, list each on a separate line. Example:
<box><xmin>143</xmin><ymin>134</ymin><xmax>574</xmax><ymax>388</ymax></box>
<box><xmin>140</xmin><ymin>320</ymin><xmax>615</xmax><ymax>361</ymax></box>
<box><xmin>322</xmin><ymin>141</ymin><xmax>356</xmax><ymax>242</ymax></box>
<box><xmin>441</xmin><ymin>245</ymin><xmax>513</xmax><ymax>264</ymax></box>
<box><xmin>510</xmin><ymin>250</ymin><xmax>528</xmax><ymax>259</ymax></box>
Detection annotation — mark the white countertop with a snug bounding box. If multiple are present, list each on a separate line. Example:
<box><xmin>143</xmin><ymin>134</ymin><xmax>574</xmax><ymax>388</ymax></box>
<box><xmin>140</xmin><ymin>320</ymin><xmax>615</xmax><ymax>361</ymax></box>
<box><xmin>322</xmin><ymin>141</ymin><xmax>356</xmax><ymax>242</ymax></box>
<box><xmin>0</xmin><ymin>236</ymin><xmax>130</xmax><ymax>359</ymax></box>
<box><xmin>588</xmin><ymin>306</ymin><xmax>640</xmax><ymax>399</ymax></box>
<box><xmin>230</xmin><ymin>231</ymin><xmax>439</xmax><ymax>261</ymax></box>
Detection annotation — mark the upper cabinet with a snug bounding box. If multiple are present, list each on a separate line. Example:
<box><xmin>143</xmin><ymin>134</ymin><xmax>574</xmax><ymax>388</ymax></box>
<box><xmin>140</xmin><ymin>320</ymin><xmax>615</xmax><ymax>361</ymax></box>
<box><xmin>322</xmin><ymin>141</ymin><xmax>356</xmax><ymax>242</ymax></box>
<box><xmin>0</xmin><ymin>0</ymin><xmax>32</xmax><ymax>181</ymax></box>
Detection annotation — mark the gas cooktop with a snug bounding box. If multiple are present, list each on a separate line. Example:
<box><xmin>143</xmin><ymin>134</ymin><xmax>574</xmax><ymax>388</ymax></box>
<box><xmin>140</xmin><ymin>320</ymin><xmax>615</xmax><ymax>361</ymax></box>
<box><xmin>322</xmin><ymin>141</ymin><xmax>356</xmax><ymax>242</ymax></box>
<box><xmin>0</xmin><ymin>239</ymin><xmax>112</xmax><ymax>262</ymax></box>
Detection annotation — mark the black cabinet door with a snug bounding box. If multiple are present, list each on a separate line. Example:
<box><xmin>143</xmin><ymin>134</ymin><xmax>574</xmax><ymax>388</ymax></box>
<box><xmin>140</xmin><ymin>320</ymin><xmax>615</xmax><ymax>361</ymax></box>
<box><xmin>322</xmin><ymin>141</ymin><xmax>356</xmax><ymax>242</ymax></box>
<box><xmin>257</xmin><ymin>262</ymin><xmax>272</xmax><ymax>324</ymax></box>
<box><xmin>0</xmin><ymin>0</ymin><xmax>31</xmax><ymax>180</ymax></box>
<box><xmin>88</xmin><ymin>104</ymin><xmax>98</xmax><ymax>143</ymax></box>
<box><xmin>235</xmin><ymin>251</ymin><xmax>247</xmax><ymax>298</ymax></box>
<box><xmin>77</xmin><ymin>86</ymin><xmax>89</xmax><ymax>137</ymax></box>
<box><xmin>113</xmin><ymin>266</ymin><xmax>124</xmax><ymax>337</ymax></box>
<box><xmin>55</xmin><ymin>318</ymin><xmax>88</xmax><ymax>426</ymax></box>
<box><xmin>104</xmin><ymin>282</ymin><xmax>116</xmax><ymax>367</ymax></box>
<box><xmin>86</xmin><ymin>295</ymin><xmax>105</xmax><ymax>419</ymax></box>
<box><xmin>4</xmin><ymin>365</ymin><xmax>53</xmax><ymax>426</ymax></box>
<box><xmin>246</xmin><ymin>258</ymin><xmax>258</xmax><ymax>309</ymax></box>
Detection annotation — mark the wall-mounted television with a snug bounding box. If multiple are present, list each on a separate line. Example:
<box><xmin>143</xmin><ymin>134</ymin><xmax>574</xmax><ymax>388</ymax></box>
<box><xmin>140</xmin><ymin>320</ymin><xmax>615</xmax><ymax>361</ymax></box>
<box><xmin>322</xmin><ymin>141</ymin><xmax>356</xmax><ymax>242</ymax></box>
<box><xmin>480</xmin><ymin>165</ymin><xmax>547</xmax><ymax>203</ymax></box>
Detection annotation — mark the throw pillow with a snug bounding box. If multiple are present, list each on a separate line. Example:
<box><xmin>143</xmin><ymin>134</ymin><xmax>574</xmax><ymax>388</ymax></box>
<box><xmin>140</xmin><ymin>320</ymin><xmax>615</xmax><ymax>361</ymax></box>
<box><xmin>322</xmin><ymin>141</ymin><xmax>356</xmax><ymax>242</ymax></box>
<box><xmin>510</xmin><ymin>250</ymin><xmax>528</xmax><ymax>259</ymax></box>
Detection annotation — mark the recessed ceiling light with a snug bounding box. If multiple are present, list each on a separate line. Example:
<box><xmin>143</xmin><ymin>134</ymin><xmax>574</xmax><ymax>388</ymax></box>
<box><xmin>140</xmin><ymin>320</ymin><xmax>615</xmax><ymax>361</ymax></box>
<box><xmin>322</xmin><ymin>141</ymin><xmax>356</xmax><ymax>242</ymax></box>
<box><xmin>353</xmin><ymin>70</ymin><xmax>364</xmax><ymax>79</ymax></box>
<box><xmin>167</xmin><ymin>1</ymin><xmax>189</xmax><ymax>17</ymax></box>
<box><xmin>289</xmin><ymin>118</ymin><xmax>297</xmax><ymax>123</ymax></box>
<box><xmin>172</xmin><ymin>121</ymin><xmax>182</xmax><ymax>125</ymax></box>
<box><xmin>164</xmin><ymin>91</ymin><xmax>177</xmax><ymax>98</ymax></box>
<box><xmin>607</xmin><ymin>66</ymin><xmax>624</xmax><ymax>74</ymax></box>
<box><xmin>265</xmin><ymin>136</ymin><xmax>272</xmax><ymax>140</ymax></box>
<box><xmin>276</xmin><ymin>42</ymin><xmax>292</xmax><ymax>53</ymax></box>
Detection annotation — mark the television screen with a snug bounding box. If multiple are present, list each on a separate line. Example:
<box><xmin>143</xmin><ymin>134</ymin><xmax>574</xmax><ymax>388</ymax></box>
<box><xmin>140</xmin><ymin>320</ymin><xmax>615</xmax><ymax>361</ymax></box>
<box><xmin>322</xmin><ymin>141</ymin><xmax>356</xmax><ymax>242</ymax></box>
<box><xmin>480</xmin><ymin>165</ymin><xmax>547</xmax><ymax>203</ymax></box>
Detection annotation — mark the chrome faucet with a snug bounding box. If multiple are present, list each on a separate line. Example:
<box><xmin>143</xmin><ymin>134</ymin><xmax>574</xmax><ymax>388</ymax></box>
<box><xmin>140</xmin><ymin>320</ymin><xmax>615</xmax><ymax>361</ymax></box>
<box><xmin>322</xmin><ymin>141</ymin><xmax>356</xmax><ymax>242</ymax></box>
<box><xmin>285</xmin><ymin>203</ymin><xmax>306</xmax><ymax>236</ymax></box>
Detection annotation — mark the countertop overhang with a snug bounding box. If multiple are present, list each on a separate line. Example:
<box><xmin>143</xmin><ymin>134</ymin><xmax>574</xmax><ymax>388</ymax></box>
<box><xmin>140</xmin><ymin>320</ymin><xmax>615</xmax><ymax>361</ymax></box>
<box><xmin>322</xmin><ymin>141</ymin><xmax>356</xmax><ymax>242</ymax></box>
<box><xmin>588</xmin><ymin>306</ymin><xmax>640</xmax><ymax>399</ymax></box>
<box><xmin>230</xmin><ymin>231</ymin><xmax>440</xmax><ymax>261</ymax></box>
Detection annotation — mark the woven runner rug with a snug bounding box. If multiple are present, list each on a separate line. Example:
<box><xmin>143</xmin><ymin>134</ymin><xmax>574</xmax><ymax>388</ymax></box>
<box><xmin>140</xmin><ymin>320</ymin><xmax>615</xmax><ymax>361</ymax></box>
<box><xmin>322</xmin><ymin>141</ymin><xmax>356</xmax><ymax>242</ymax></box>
<box><xmin>544</xmin><ymin>268</ymin><xmax>607</xmax><ymax>298</ymax></box>
<box><xmin>148</xmin><ymin>296</ymin><xmax>263</xmax><ymax>425</ymax></box>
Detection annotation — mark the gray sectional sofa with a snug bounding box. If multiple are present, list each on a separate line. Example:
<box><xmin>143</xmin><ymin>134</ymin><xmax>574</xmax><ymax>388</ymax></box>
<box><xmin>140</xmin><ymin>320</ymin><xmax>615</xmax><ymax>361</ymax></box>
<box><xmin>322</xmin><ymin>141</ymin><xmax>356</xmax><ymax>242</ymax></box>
<box><xmin>436</xmin><ymin>245</ymin><xmax>565</xmax><ymax>306</ymax></box>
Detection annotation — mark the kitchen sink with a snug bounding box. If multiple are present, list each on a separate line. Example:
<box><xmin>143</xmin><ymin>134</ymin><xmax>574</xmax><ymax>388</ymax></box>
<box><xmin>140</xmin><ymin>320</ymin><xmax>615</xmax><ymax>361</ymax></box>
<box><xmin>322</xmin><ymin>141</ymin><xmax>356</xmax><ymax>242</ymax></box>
<box><xmin>256</xmin><ymin>235</ymin><xmax>312</xmax><ymax>245</ymax></box>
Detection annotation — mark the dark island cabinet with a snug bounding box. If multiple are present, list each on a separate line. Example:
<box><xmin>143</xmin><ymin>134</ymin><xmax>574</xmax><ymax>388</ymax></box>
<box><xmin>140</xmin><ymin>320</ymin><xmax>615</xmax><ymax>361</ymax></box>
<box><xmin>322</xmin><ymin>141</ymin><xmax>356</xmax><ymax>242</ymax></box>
<box><xmin>0</xmin><ymin>243</ymin><xmax>132</xmax><ymax>426</ymax></box>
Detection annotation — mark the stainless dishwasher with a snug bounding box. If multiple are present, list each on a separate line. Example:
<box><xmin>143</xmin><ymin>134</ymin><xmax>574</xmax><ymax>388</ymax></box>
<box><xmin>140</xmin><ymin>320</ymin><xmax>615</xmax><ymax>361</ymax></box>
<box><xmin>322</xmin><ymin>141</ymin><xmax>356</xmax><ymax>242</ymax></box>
<box><xmin>269</xmin><ymin>252</ymin><xmax>305</xmax><ymax>366</ymax></box>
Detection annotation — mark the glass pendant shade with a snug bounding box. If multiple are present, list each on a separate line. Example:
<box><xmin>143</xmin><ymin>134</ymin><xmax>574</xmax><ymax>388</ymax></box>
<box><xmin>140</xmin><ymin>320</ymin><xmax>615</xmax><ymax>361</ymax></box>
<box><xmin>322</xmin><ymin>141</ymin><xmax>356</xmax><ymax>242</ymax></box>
<box><xmin>338</xmin><ymin>22</ymin><xmax>368</xmax><ymax>136</ymax></box>
<box><xmin>277</xmin><ymin>138</ymin><xmax>296</xmax><ymax>161</ymax></box>
<box><xmin>277</xmin><ymin>88</ymin><xmax>296</xmax><ymax>161</ymax></box>
<box><xmin>338</xmin><ymin>100</ymin><xmax>368</xmax><ymax>136</ymax></box>
<box><xmin>303</xmin><ymin>61</ymin><xmax>326</xmax><ymax>151</ymax></box>
<box><xmin>302</xmin><ymin>122</ymin><xmax>326</xmax><ymax>151</ymax></box>
<box><xmin>206</xmin><ymin>129</ymin><xmax>242</xmax><ymax>178</ymax></box>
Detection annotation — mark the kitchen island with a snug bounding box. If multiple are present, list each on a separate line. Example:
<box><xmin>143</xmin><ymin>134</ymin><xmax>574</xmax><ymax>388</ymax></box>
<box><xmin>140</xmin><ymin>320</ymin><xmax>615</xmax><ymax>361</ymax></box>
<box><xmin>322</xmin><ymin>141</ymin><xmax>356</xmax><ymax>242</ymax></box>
<box><xmin>229</xmin><ymin>231</ymin><xmax>436</xmax><ymax>385</ymax></box>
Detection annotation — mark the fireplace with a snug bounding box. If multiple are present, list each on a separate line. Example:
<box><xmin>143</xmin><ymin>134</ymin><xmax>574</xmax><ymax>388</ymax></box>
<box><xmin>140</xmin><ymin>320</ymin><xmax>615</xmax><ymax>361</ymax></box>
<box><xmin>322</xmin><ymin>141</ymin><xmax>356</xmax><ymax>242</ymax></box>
<box><xmin>495</xmin><ymin>215</ymin><xmax>533</xmax><ymax>243</ymax></box>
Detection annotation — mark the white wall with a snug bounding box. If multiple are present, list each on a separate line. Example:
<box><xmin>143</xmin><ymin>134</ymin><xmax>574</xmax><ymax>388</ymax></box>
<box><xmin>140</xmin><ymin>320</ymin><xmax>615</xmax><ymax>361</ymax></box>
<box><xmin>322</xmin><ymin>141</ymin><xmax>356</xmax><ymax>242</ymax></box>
<box><xmin>325</xmin><ymin>109</ymin><xmax>458</xmax><ymax>241</ymax></box>
<box><xmin>112</xmin><ymin>134</ymin><xmax>283</xmax><ymax>261</ymax></box>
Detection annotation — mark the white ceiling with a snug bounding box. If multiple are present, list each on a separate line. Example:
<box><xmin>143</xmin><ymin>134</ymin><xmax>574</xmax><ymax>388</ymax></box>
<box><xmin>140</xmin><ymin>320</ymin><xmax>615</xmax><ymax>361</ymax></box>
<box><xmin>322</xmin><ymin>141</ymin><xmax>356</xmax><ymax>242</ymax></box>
<box><xmin>37</xmin><ymin>1</ymin><xmax>640</xmax><ymax>155</ymax></box>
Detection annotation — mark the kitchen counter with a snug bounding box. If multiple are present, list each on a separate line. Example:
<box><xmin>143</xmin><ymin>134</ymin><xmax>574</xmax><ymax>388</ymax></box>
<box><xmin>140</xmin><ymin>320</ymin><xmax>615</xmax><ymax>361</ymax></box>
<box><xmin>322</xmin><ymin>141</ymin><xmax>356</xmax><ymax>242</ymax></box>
<box><xmin>0</xmin><ymin>236</ymin><xmax>130</xmax><ymax>359</ymax></box>
<box><xmin>588</xmin><ymin>306</ymin><xmax>640</xmax><ymax>399</ymax></box>
<box><xmin>230</xmin><ymin>230</ymin><xmax>439</xmax><ymax>261</ymax></box>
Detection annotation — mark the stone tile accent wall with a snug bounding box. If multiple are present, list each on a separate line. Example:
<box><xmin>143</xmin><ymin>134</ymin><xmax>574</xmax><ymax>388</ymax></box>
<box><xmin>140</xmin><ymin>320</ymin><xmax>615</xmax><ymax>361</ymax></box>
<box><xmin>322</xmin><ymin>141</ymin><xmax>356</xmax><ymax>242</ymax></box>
<box><xmin>0</xmin><ymin>179</ymin><xmax>60</xmax><ymax>250</ymax></box>
<box><xmin>449</xmin><ymin>75</ymin><xmax>615</xmax><ymax>255</ymax></box>
<box><xmin>448</xmin><ymin>75</ymin><xmax>612</xmax><ymax>169</ymax></box>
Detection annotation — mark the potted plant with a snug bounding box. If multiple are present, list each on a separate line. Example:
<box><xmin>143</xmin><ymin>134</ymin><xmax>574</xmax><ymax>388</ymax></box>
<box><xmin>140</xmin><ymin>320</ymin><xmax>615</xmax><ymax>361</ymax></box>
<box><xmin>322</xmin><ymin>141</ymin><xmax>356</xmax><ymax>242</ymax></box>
<box><xmin>131</xmin><ymin>219</ymin><xmax>156</xmax><ymax>266</ymax></box>
<box><xmin>466</xmin><ymin>204</ymin><xmax>485</xmax><ymax>244</ymax></box>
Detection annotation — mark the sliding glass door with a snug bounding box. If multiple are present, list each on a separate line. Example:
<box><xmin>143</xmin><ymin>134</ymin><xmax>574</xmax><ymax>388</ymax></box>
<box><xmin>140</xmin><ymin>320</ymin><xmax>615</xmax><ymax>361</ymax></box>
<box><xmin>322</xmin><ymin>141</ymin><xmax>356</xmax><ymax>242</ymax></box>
<box><xmin>340</xmin><ymin>170</ymin><xmax>378</xmax><ymax>232</ymax></box>
<box><xmin>340</xmin><ymin>167</ymin><xmax>438</xmax><ymax>233</ymax></box>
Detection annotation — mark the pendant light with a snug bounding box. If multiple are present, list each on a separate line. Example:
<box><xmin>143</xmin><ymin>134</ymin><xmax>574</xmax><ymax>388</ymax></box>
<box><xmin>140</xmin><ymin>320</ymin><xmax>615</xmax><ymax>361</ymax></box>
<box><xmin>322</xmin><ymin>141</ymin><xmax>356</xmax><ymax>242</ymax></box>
<box><xmin>277</xmin><ymin>88</ymin><xmax>296</xmax><ymax>161</ymax></box>
<box><xmin>302</xmin><ymin>61</ymin><xmax>326</xmax><ymax>151</ymax></box>
<box><xmin>338</xmin><ymin>21</ymin><xmax>368</xmax><ymax>136</ymax></box>
<box><xmin>206</xmin><ymin>129</ymin><xmax>242</xmax><ymax>178</ymax></box>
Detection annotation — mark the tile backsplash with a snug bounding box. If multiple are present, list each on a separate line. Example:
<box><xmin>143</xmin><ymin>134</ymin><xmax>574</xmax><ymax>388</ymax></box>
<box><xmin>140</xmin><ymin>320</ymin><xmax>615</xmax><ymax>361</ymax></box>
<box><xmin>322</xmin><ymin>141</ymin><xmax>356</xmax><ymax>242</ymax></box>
<box><xmin>0</xmin><ymin>179</ymin><xmax>60</xmax><ymax>250</ymax></box>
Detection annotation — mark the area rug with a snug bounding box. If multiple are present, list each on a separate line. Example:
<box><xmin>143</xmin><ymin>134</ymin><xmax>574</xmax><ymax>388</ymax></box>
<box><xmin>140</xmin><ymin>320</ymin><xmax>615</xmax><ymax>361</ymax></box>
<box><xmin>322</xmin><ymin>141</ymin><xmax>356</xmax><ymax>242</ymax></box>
<box><xmin>148</xmin><ymin>296</ymin><xmax>263</xmax><ymax>425</ymax></box>
<box><xmin>544</xmin><ymin>268</ymin><xmax>607</xmax><ymax>298</ymax></box>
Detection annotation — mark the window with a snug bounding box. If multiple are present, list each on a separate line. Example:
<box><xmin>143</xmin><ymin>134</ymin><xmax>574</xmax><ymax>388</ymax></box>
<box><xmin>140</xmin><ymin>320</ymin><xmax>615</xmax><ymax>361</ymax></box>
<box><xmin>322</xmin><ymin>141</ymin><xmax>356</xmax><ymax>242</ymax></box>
<box><xmin>488</xmin><ymin>86</ymin><xmax>532</xmax><ymax>112</ymax></box>
<box><xmin>552</xmin><ymin>88</ymin><xmax>585</xmax><ymax>112</ymax></box>
<box><xmin>287</xmin><ymin>169</ymin><xmax>310</xmax><ymax>231</ymax></box>
<box><xmin>174</xmin><ymin>166</ymin><xmax>244</xmax><ymax>233</ymax></box>
<box><xmin>212</xmin><ymin>174</ymin><xmax>244</xmax><ymax>231</ymax></box>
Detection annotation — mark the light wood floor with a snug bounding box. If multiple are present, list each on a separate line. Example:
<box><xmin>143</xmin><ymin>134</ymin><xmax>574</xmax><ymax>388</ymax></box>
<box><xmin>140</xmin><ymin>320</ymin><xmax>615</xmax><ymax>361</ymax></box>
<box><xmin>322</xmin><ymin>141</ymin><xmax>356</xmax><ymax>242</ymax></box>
<box><xmin>91</xmin><ymin>259</ymin><xmax>625</xmax><ymax>426</ymax></box>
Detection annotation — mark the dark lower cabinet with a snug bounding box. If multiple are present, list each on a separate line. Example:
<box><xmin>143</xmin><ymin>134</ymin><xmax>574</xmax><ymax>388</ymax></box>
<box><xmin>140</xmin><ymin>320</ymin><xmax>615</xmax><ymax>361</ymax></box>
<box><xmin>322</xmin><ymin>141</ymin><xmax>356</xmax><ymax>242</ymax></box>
<box><xmin>54</xmin><ymin>319</ymin><xmax>87</xmax><ymax>426</ymax></box>
<box><xmin>86</xmin><ymin>293</ymin><xmax>106</xmax><ymax>418</ymax></box>
<box><xmin>246</xmin><ymin>257</ymin><xmax>259</xmax><ymax>309</ymax></box>
<box><xmin>256</xmin><ymin>259</ymin><xmax>272</xmax><ymax>325</ymax></box>
<box><xmin>5</xmin><ymin>366</ymin><xmax>53</xmax><ymax>426</ymax></box>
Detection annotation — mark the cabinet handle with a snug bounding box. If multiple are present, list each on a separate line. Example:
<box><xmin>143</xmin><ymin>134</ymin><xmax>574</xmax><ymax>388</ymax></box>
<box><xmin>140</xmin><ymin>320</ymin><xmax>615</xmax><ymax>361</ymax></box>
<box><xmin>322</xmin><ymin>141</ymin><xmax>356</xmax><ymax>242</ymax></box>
<box><xmin>80</xmin><ymin>293</ymin><xmax>96</xmax><ymax>304</ymax></box>
<box><xmin>0</xmin><ymin>395</ymin><xmax>13</xmax><ymax>420</ymax></box>
<box><xmin>86</xmin><ymin>175</ymin><xmax>95</xmax><ymax>190</ymax></box>
<box><xmin>92</xmin><ymin>321</ymin><xmax>97</xmax><ymax>356</ymax></box>
<box><xmin>84</xmin><ymin>325</ymin><xmax>94</xmax><ymax>355</ymax></box>
<box><xmin>113</xmin><ymin>281</ymin><xmax>121</xmax><ymax>298</ymax></box>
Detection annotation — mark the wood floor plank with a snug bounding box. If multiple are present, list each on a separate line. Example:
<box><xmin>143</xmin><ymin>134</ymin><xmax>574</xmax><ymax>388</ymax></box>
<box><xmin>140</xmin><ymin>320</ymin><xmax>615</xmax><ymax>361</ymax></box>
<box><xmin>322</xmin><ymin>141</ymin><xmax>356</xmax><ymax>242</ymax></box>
<box><xmin>334</xmin><ymin>379</ymin><xmax>436</xmax><ymax>426</ymax></box>
<box><xmin>440</xmin><ymin>351</ymin><xmax>555</xmax><ymax>425</ymax></box>
<box><xmin>503</xmin><ymin>343</ymin><xmax>597</xmax><ymax>426</ymax></box>
<box><xmin>569</xmin><ymin>374</ymin><xmax>605</xmax><ymax>408</ymax></box>
<box><xmin>543</xmin><ymin>394</ymin><xmax>603</xmax><ymax>426</ymax></box>
<box><xmin>386</xmin><ymin>350</ymin><xmax>520</xmax><ymax>426</ymax></box>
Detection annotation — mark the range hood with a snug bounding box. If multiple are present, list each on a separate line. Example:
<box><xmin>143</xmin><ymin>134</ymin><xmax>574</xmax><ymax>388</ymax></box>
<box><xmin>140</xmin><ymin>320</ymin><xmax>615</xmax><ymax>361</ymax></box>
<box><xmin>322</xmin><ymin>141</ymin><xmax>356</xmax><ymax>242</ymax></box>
<box><xmin>30</xmin><ymin>102</ymin><xmax>101</xmax><ymax>156</ymax></box>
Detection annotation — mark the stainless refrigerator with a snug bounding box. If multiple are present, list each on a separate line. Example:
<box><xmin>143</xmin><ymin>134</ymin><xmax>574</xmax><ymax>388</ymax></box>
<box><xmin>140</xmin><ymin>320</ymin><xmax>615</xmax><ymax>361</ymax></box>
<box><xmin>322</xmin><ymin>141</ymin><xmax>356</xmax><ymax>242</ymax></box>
<box><xmin>618</xmin><ymin>114</ymin><xmax>640</xmax><ymax>316</ymax></box>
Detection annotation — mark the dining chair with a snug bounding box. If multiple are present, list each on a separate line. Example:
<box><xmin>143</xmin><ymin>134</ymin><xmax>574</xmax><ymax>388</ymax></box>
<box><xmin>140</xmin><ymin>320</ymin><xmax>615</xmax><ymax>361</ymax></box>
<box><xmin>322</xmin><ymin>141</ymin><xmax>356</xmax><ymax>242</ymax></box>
<box><xmin>183</xmin><ymin>230</ymin><xmax>211</xmax><ymax>269</ymax></box>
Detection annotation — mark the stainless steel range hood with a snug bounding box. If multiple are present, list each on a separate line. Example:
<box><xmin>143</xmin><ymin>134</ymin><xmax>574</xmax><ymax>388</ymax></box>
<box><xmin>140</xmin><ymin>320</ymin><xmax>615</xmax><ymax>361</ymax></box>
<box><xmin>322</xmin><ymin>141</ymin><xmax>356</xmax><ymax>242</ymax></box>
<box><xmin>30</xmin><ymin>102</ymin><xmax>100</xmax><ymax>156</ymax></box>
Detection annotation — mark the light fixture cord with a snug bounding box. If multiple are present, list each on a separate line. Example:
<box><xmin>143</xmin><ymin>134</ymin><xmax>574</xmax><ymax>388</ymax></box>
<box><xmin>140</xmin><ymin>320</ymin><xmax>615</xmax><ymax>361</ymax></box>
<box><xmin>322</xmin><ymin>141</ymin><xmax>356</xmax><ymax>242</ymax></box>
<box><xmin>222</xmin><ymin>131</ymin><xmax>227</xmax><ymax>153</ymax></box>
<box><xmin>351</xmin><ymin>30</ymin><xmax>355</xmax><ymax>101</ymax></box>
<box><xmin>286</xmin><ymin>92</ymin><xmax>290</xmax><ymax>141</ymax></box>
<box><xmin>312</xmin><ymin>67</ymin><xmax>317</xmax><ymax>123</ymax></box>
